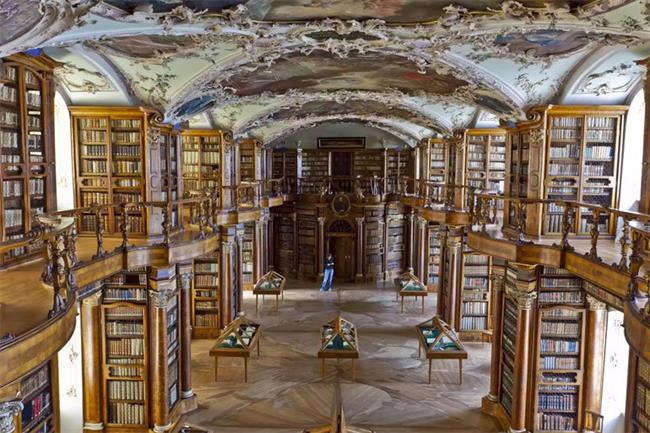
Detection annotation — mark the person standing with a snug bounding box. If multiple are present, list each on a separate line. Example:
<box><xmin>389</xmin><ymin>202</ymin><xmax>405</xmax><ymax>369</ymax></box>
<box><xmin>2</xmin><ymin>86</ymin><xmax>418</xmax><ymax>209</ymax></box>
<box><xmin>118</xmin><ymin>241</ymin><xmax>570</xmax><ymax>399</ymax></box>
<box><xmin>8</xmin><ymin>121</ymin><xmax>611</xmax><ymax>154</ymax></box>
<box><xmin>320</xmin><ymin>253</ymin><xmax>335</xmax><ymax>291</ymax></box>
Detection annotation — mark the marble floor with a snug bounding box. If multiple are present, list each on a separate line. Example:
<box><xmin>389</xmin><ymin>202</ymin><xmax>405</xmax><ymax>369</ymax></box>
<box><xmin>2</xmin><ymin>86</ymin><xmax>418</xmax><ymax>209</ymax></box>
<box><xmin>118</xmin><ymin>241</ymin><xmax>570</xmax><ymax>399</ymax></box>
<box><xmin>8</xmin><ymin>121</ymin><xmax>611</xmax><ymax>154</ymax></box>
<box><xmin>187</xmin><ymin>279</ymin><xmax>501</xmax><ymax>433</ymax></box>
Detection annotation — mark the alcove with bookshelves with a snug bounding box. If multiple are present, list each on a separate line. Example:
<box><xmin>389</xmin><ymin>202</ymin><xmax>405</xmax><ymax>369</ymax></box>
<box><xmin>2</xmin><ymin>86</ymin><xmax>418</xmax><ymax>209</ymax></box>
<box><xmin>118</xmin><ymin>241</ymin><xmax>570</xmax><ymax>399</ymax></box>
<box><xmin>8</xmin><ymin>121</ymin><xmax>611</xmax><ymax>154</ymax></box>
<box><xmin>0</xmin><ymin>54</ymin><xmax>57</xmax><ymax>266</ymax></box>
<box><xmin>242</xmin><ymin>222</ymin><xmax>255</xmax><ymax>289</ymax></box>
<box><xmin>462</xmin><ymin>129</ymin><xmax>507</xmax><ymax>193</ymax></box>
<box><xmin>180</xmin><ymin>129</ymin><xmax>224</xmax><ymax>193</ymax></box>
<box><xmin>459</xmin><ymin>250</ymin><xmax>492</xmax><ymax>338</ymax></box>
<box><xmin>426</xmin><ymin>223</ymin><xmax>442</xmax><ymax>291</ymax></box>
<box><xmin>159</xmin><ymin>125</ymin><xmax>181</xmax><ymax>229</ymax></box>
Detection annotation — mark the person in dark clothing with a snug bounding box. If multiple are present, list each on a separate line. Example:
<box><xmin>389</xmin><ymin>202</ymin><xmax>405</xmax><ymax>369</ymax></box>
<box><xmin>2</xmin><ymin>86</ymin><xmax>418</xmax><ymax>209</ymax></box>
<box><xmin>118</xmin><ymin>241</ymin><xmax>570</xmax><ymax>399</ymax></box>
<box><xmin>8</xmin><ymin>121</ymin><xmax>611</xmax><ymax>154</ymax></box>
<box><xmin>320</xmin><ymin>253</ymin><xmax>335</xmax><ymax>291</ymax></box>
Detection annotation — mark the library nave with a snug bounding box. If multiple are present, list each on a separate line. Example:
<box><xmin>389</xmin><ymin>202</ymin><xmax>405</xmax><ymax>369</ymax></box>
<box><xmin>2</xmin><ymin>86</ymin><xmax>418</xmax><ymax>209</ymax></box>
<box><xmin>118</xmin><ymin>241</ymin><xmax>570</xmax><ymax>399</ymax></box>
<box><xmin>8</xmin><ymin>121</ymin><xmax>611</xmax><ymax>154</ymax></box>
<box><xmin>1</xmin><ymin>1</ymin><xmax>650</xmax><ymax>433</ymax></box>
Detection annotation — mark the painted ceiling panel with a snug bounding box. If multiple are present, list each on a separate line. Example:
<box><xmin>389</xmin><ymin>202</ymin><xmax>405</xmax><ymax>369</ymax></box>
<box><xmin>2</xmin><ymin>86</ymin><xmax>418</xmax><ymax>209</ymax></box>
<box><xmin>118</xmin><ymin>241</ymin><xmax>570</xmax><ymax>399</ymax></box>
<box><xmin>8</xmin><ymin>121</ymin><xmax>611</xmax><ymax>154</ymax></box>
<box><xmin>4</xmin><ymin>0</ymin><xmax>650</xmax><ymax>144</ymax></box>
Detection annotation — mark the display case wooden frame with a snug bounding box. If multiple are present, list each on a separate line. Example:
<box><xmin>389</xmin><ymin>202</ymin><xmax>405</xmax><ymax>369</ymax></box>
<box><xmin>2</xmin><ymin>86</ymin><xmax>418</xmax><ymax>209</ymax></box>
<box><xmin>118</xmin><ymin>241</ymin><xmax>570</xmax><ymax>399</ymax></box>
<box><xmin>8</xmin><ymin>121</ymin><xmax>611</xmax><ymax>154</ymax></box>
<box><xmin>319</xmin><ymin>316</ymin><xmax>359</xmax><ymax>381</ymax></box>
<box><xmin>209</xmin><ymin>315</ymin><xmax>261</xmax><ymax>383</ymax></box>
<box><xmin>503</xmin><ymin>105</ymin><xmax>627</xmax><ymax>238</ymax></box>
<box><xmin>253</xmin><ymin>270</ymin><xmax>286</xmax><ymax>312</ymax></box>
<box><xmin>0</xmin><ymin>54</ymin><xmax>58</xmax><ymax>266</ymax></box>
<box><xmin>394</xmin><ymin>271</ymin><xmax>428</xmax><ymax>313</ymax></box>
<box><xmin>415</xmin><ymin>316</ymin><xmax>467</xmax><ymax>385</ymax></box>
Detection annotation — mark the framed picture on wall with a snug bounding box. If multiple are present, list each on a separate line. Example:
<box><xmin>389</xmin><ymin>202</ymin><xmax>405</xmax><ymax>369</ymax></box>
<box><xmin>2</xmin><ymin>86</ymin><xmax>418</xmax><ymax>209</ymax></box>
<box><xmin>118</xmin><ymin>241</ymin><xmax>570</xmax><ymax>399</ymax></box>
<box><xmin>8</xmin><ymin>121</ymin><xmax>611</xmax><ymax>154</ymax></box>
<box><xmin>317</xmin><ymin>137</ymin><xmax>366</xmax><ymax>149</ymax></box>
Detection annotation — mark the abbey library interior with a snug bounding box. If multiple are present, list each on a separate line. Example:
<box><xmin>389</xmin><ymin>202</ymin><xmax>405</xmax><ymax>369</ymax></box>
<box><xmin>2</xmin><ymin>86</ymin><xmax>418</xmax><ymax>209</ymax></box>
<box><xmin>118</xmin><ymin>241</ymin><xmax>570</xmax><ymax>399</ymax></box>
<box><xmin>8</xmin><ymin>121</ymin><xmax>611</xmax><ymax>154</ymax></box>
<box><xmin>5</xmin><ymin>2</ymin><xmax>650</xmax><ymax>433</ymax></box>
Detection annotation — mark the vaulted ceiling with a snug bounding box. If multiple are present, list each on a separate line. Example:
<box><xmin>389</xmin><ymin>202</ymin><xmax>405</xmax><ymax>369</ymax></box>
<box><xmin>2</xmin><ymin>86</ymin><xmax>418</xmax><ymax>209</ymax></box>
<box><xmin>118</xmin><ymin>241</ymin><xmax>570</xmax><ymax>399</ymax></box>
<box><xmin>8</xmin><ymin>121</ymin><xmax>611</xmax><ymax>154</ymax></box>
<box><xmin>2</xmin><ymin>0</ymin><xmax>649</xmax><ymax>145</ymax></box>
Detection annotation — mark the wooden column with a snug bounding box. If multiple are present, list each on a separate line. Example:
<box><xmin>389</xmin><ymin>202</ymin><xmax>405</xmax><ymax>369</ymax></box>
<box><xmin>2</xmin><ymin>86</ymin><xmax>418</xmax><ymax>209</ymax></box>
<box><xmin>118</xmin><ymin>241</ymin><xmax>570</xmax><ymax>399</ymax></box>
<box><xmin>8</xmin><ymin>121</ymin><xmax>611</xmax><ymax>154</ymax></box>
<box><xmin>625</xmin><ymin>349</ymin><xmax>639</xmax><ymax>433</ymax></box>
<box><xmin>81</xmin><ymin>291</ymin><xmax>104</xmax><ymax>433</ymax></box>
<box><xmin>317</xmin><ymin>216</ymin><xmax>326</xmax><ymax>278</ymax></box>
<box><xmin>148</xmin><ymin>266</ymin><xmax>177</xmax><ymax>432</ymax></box>
<box><xmin>638</xmin><ymin>58</ymin><xmax>650</xmax><ymax>214</ymax></box>
<box><xmin>484</xmin><ymin>269</ymin><xmax>505</xmax><ymax>406</ymax></box>
<box><xmin>383</xmin><ymin>206</ymin><xmax>390</xmax><ymax>280</ymax></box>
<box><xmin>177</xmin><ymin>263</ymin><xmax>194</xmax><ymax>403</ymax></box>
<box><xmin>505</xmin><ymin>263</ymin><xmax>538</xmax><ymax>433</ymax></box>
<box><xmin>268</xmin><ymin>214</ymin><xmax>275</xmax><ymax>271</ymax></box>
<box><xmin>406</xmin><ymin>210</ymin><xmax>415</xmax><ymax>273</ymax></box>
<box><xmin>355</xmin><ymin>216</ymin><xmax>364</xmax><ymax>282</ymax></box>
<box><xmin>582</xmin><ymin>295</ymin><xmax>608</xmax><ymax>426</ymax></box>
<box><xmin>220</xmin><ymin>225</ymin><xmax>237</xmax><ymax>327</ymax></box>
<box><xmin>291</xmin><ymin>212</ymin><xmax>298</xmax><ymax>277</ymax></box>
<box><xmin>254</xmin><ymin>218</ymin><xmax>264</xmax><ymax>282</ymax></box>
<box><xmin>440</xmin><ymin>225</ymin><xmax>463</xmax><ymax>329</ymax></box>
<box><xmin>416</xmin><ymin>216</ymin><xmax>427</xmax><ymax>282</ymax></box>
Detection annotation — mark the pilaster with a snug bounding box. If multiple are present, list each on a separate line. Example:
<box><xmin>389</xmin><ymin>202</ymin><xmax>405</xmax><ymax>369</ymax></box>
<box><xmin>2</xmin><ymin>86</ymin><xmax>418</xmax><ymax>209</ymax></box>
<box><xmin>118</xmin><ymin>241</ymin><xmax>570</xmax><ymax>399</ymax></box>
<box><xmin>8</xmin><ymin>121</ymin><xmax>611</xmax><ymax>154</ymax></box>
<box><xmin>355</xmin><ymin>216</ymin><xmax>364</xmax><ymax>282</ymax></box>
<box><xmin>582</xmin><ymin>294</ymin><xmax>608</xmax><ymax>427</ymax></box>
<box><xmin>81</xmin><ymin>291</ymin><xmax>104</xmax><ymax>433</ymax></box>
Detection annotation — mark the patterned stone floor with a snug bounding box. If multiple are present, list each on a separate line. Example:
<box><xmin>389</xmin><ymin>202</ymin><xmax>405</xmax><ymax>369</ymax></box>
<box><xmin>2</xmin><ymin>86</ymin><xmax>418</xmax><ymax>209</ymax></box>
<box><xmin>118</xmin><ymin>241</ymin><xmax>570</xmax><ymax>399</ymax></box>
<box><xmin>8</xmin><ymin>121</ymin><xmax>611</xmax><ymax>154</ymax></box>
<box><xmin>187</xmin><ymin>279</ymin><xmax>501</xmax><ymax>433</ymax></box>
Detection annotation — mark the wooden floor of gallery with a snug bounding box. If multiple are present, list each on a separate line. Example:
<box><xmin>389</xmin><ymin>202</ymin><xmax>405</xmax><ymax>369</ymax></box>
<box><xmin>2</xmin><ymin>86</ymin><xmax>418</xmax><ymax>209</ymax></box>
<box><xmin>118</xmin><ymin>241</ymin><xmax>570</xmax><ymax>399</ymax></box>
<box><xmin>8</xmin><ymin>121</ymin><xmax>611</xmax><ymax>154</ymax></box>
<box><xmin>187</xmin><ymin>280</ymin><xmax>499</xmax><ymax>432</ymax></box>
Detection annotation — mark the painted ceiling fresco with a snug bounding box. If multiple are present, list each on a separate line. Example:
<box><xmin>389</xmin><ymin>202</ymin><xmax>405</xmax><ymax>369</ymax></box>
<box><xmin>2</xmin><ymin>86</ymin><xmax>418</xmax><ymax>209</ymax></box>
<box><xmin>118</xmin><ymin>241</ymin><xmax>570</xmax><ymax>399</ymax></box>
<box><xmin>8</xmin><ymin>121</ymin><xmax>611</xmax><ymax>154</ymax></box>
<box><xmin>102</xmin><ymin>0</ymin><xmax>639</xmax><ymax>21</ymax></box>
<box><xmin>223</xmin><ymin>52</ymin><xmax>468</xmax><ymax>97</ymax></box>
<box><xmin>3</xmin><ymin>0</ymin><xmax>650</xmax><ymax>143</ymax></box>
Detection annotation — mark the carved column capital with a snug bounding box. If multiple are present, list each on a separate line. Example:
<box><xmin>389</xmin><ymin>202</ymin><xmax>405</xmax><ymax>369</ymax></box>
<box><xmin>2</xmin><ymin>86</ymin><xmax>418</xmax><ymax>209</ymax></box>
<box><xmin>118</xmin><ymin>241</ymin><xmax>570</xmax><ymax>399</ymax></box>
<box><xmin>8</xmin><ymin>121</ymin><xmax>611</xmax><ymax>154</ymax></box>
<box><xmin>355</xmin><ymin>216</ymin><xmax>365</xmax><ymax>226</ymax></box>
<box><xmin>0</xmin><ymin>400</ymin><xmax>23</xmax><ymax>433</ymax></box>
<box><xmin>586</xmin><ymin>294</ymin><xmax>607</xmax><ymax>311</ymax></box>
<box><xmin>81</xmin><ymin>290</ymin><xmax>102</xmax><ymax>307</ymax></box>
<box><xmin>317</xmin><ymin>216</ymin><xmax>326</xmax><ymax>226</ymax></box>
<box><xmin>149</xmin><ymin>288</ymin><xmax>176</xmax><ymax>308</ymax></box>
<box><xmin>417</xmin><ymin>215</ymin><xmax>427</xmax><ymax>229</ymax></box>
<box><xmin>506</xmin><ymin>285</ymin><xmax>537</xmax><ymax>310</ymax></box>
<box><xmin>490</xmin><ymin>274</ymin><xmax>505</xmax><ymax>291</ymax></box>
<box><xmin>179</xmin><ymin>272</ymin><xmax>193</xmax><ymax>291</ymax></box>
<box><xmin>222</xmin><ymin>240</ymin><xmax>235</xmax><ymax>253</ymax></box>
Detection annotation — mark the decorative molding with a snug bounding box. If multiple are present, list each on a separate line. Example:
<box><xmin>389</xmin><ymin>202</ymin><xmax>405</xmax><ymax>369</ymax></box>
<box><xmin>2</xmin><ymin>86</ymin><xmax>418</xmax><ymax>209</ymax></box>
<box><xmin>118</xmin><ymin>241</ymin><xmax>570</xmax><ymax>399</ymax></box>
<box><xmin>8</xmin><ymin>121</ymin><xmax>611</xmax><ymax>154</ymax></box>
<box><xmin>148</xmin><ymin>288</ymin><xmax>176</xmax><ymax>308</ymax></box>
<box><xmin>0</xmin><ymin>400</ymin><xmax>23</xmax><ymax>433</ymax></box>
<box><xmin>505</xmin><ymin>285</ymin><xmax>537</xmax><ymax>310</ymax></box>
<box><xmin>81</xmin><ymin>290</ymin><xmax>102</xmax><ymax>307</ymax></box>
<box><xmin>586</xmin><ymin>294</ymin><xmax>607</xmax><ymax>311</ymax></box>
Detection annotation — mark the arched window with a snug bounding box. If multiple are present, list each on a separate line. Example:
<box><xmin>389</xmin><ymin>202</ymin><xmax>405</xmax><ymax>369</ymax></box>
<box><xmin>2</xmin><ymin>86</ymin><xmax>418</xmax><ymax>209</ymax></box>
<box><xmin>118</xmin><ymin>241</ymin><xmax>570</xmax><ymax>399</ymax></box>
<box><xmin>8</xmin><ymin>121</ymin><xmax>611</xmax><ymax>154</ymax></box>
<box><xmin>620</xmin><ymin>89</ymin><xmax>645</xmax><ymax>212</ymax></box>
<box><xmin>328</xmin><ymin>219</ymin><xmax>354</xmax><ymax>233</ymax></box>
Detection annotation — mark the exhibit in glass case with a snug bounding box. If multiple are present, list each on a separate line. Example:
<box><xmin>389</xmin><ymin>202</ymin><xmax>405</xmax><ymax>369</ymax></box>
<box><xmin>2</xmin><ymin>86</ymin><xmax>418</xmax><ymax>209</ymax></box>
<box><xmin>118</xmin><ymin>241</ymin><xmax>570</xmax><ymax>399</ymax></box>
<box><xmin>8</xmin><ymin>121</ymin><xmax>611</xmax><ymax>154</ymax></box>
<box><xmin>394</xmin><ymin>271</ymin><xmax>428</xmax><ymax>313</ymax></box>
<box><xmin>209</xmin><ymin>315</ymin><xmax>261</xmax><ymax>383</ymax></box>
<box><xmin>319</xmin><ymin>316</ymin><xmax>360</xmax><ymax>381</ymax></box>
<box><xmin>252</xmin><ymin>270</ymin><xmax>286</xmax><ymax>312</ymax></box>
<box><xmin>416</xmin><ymin>316</ymin><xmax>468</xmax><ymax>384</ymax></box>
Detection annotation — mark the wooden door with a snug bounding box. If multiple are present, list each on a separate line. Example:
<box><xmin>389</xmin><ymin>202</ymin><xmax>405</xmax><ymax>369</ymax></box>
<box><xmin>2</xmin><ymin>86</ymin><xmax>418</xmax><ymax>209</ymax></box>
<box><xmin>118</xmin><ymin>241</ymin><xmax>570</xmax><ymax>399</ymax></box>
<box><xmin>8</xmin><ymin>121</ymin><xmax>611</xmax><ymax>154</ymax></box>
<box><xmin>330</xmin><ymin>236</ymin><xmax>355</xmax><ymax>280</ymax></box>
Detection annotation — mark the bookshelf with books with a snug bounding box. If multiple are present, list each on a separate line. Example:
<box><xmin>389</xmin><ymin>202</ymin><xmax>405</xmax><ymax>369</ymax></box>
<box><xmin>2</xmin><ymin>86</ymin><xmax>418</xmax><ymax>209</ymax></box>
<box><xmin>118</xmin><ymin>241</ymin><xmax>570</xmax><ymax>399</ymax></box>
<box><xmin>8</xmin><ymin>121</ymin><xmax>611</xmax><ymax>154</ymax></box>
<box><xmin>364</xmin><ymin>207</ymin><xmax>385</xmax><ymax>280</ymax></box>
<box><xmin>242</xmin><ymin>222</ymin><xmax>255</xmax><ymax>289</ymax></box>
<box><xmin>503</xmin><ymin>106</ymin><xmax>626</xmax><ymax>237</ymax></box>
<box><xmin>272</xmin><ymin>149</ymin><xmax>299</xmax><ymax>194</ymax></box>
<box><xmin>301</xmin><ymin>150</ymin><xmax>329</xmax><ymax>180</ymax></box>
<box><xmin>386</xmin><ymin>149</ymin><xmax>409</xmax><ymax>193</ymax></box>
<box><xmin>296</xmin><ymin>209</ymin><xmax>318</xmax><ymax>277</ymax></box>
<box><xmin>179</xmin><ymin>129</ymin><xmax>224</xmax><ymax>193</ymax></box>
<box><xmin>353</xmin><ymin>151</ymin><xmax>384</xmax><ymax>179</ymax></box>
<box><xmin>71</xmin><ymin>107</ymin><xmax>164</xmax><ymax>236</ymax></box>
<box><xmin>166</xmin><ymin>291</ymin><xmax>180</xmax><ymax>411</ymax></box>
<box><xmin>426</xmin><ymin>223</ymin><xmax>443</xmax><ymax>291</ymax></box>
<box><xmin>275</xmin><ymin>211</ymin><xmax>296</xmax><ymax>276</ymax></box>
<box><xmin>101</xmin><ymin>268</ymin><xmax>149</xmax><ymax>430</ymax></box>
<box><xmin>15</xmin><ymin>361</ymin><xmax>59</xmax><ymax>433</ymax></box>
<box><xmin>534</xmin><ymin>267</ymin><xmax>586</xmax><ymax>433</ymax></box>
<box><xmin>428</xmin><ymin>138</ymin><xmax>449</xmax><ymax>183</ymax></box>
<box><xmin>459</xmin><ymin>251</ymin><xmax>492</xmax><ymax>339</ymax></box>
<box><xmin>239</xmin><ymin>139</ymin><xmax>261</xmax><ymax>183</ymax></box>
<box><xmin>0</xmin><ymin>54</ymin><xmax>57</xmax><ymax>266</ymax></box>
<box><xmin>385</xmin><ymin>204</ymin><xmax>405</xmax><ymax>276</ymax></box>
<box><xmin>461</xmin><ymin>129</ymin><xmax>507</xmax><ymax>193</ymax></box>
<box><xmin>192</xmin><ymin>254</ymin><xmax>220</xmax><ymax>338</ymax></box>
<box><xmin>633</xmin><ymin>357</ymin><xmax>650</xmax><ymax>433</ymax></box>
<box><xmin>159</xmin><ymin>125</ymin><xmax>181</xmax><ymax>229</ymax></box>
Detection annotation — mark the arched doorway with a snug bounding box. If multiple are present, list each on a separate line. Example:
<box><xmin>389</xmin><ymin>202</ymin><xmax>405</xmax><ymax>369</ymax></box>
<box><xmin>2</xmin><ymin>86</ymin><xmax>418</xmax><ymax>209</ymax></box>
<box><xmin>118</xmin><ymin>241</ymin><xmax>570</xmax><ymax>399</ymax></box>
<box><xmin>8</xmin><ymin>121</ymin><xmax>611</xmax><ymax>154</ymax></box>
<box><xmin>326</xmin><ymin>219</ymin><xmax>355</xmax><ymax>281</ymax></box>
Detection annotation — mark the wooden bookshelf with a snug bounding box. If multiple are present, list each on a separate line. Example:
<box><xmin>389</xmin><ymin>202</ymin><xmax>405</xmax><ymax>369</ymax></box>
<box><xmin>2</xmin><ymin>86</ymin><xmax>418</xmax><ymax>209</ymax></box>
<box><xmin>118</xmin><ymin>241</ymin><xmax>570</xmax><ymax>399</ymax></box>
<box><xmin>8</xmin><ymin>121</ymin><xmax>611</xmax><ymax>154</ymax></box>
<box><xmin>242</xmin><ymin>222</ymin><xmax>255</xmax><ymax>289</ymax></box>
<box><xmin>275</xmin><ymin>211</ymin><xmax>295</xmax><ymax>276</ymax></box>
<box><xmin>386</xmin><ymin>149</ymin><xmax>410</xmax><ymax>193</ymax></box>
<box><xmin>301</xmin><ymin>150</ymin><xmax>329</xmax><ymax>180</ymax></box>
<box><xmin>101</xmin><ymin>268</ymin><xmax>149</xmax><ymax>429</ymax></box>
<box><xmin>385</xmin><ymin>204</ymin><xmax>405</xmax><ymax>276</ymax></box>
<box><xmin>504</xmin><ymin>106</ymin><xmax>626</xmax><ymax>238</ymax></box>
<box><xmin>192</xmin><ymin>254</ymin><xmax>220</xmax><ymax>338</ymax></box>
<box><xmin>271</xmin><ymin>149</ymin><xmax>299</xmax><ymax>194</ymax></box>
<box><xmin>71</xmin><ymin>107</ymin><xmax>166</xmax><ymax>236</ymax></box>
<box><xmin>296</xmin><ymin>209</ymin><xmax>317</xmax><ymax>277</ymax></box>
<box><xmin>353</xmin><ymin>151</ymin><xmax>383</xmax><ymax>179</ymax></box>
<box><xmin>418</xmin><ymin>138</ymin><xmax>449</xmax><ymax>183</ymax></box>
<box><xmin>461</xmin><ymin>129</ymin><xmax>507</xmax><ymax>192</ymax></box>
<box><xmin>180</xmin><ymin>129</ymin><xmax>224</xmax><ymax>192</ymax></box>
<box><xmin>364</xmin><ymin>207</ymin><xmax>384</xmax><ymax>280</ymax></box>
<box><xmin>534</xmin><ymin>266</ymin><xmax>586</xmax><ymax>433</ymax></box>
<box><xmin>18</xmin><ymin>360</ymin><xmax>59</xmax><ymax>433</ymax></box>
<box><xmin>426</xmin><ymin>223</ymin><xmax>442</xmax><ymax>290</ymax></box>
<box><xmin>633</xmin><ymin>357</ymin><xmax>650</xmax><ymax>432</ymax></box>
<box><xmin>159</xmin><ymin>125</ymin><xmax>181</xmax><ymax>229</ymax></box>
<box><xmin>239</xmin><ymin>139</ymin><xmax>261</xmax><ymax>183</ymax></box>
<box><xmin>0</xmin><ymin>54</ymin><xmax>57</xmax><ymax>266</ymax></box>
<box><xmin>459</xmin><ymin>251</ymin><xmax>492</xmax><ymax>337</ymax></box>
<box><xmin>166</xmin><ymin>292</ymin><xmax>180</xmax><ymax>411</ymax></box>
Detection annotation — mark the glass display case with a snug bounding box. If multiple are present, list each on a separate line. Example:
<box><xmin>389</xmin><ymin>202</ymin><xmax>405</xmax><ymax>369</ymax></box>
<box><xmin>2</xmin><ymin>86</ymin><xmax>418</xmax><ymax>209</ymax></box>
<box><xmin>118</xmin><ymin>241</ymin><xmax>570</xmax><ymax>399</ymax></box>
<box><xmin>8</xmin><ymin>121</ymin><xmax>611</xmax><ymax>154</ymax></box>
<box><xmin>318</xmin><ymin>316</ymin><xmax>359</xmax><ymax>381</ymax></box>
<box><xmin>394</xmin><ymin>271</ymin><xmax>428</xmax><ymax>313</ymax></box>
<box><xmin>415</xmin><ymin>316</ymin><xmax>468</xmax><ymax>384</ymax></box>
<box><xmin>253</xmin><ymin>270</ymin><xmax>286</xmax><ymax>312</ymax></box>
<box><xmin>209</xmin><ymin>315</ymin><xmax>261</xmax><ymax>382</ymax></box>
